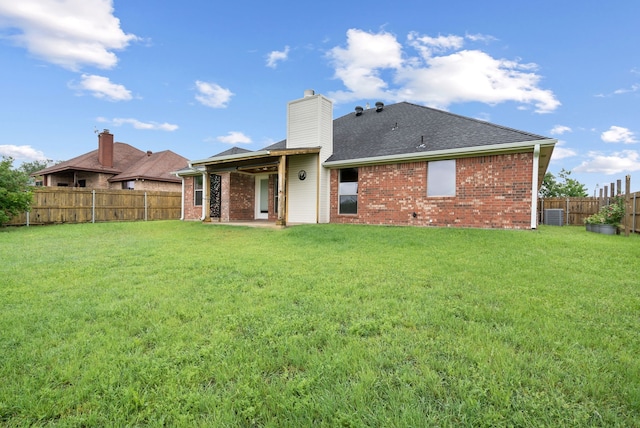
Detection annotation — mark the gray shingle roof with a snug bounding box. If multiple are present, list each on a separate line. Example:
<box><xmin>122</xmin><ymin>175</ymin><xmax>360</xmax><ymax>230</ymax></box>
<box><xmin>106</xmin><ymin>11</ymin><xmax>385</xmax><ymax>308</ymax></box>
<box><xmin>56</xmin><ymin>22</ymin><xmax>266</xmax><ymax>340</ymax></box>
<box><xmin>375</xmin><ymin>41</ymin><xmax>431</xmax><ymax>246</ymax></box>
<box><xmin>254</xmin><ymin>101</ymin><xmax>549</xmax><ymax>162</ymax></box>
<box><xmin>212</xmin><ymin>146</ymin><xmax>254</xmax><ymax>157</ymax></box>
<box><xmin>326</xmin><ymin>102</ymin><xmax>548</xmax><ymax>162</ymax></box>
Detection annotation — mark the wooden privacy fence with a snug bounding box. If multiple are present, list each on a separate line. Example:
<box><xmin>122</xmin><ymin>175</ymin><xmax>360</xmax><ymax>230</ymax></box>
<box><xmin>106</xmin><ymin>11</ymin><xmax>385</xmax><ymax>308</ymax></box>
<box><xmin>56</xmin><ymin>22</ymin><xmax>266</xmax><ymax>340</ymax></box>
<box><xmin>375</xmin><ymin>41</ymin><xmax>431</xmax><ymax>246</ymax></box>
<box><xmin>539</xmin><ymin>193</ymin><xmax>640</xmax><ymax>233</ymax></box>
<box><xmin>7</xmin><ymin>187</ymin><xmax>182</xmax><ymax>226</ymax></box>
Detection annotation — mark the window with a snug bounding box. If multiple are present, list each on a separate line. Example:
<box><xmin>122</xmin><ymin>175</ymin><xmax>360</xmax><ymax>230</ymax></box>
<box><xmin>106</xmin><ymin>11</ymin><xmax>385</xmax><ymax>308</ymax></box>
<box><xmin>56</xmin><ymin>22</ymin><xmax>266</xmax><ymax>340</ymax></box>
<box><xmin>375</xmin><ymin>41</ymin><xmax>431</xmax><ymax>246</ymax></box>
<box><xmin>78</xmin><ymin>179</ymin><xmax>86</xmax><ymax>188</ymax></box>
<box><xmin>427</xmin><ymin>160</ymin><xmax>456</xmax><ymax>197</ymax></box>
<box><xmin>194</xmin><ymin>175</ymin><xmax>203</xmax><ymax>206</ymax></box>
<box><xmin>339</xmin><ymin>168</ymin><xmax>358</xmax><ymax>214</ymax></box>
<box><xmin>122</xmin><ymin>180</ymin><xmax>134</xmax><ymax>190</ymax></box>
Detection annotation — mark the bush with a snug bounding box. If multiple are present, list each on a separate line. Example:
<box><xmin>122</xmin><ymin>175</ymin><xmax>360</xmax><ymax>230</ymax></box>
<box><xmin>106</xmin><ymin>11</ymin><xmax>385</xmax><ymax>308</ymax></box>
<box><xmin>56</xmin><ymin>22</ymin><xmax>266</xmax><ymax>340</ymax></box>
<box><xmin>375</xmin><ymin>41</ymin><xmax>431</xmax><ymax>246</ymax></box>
<box><xmin>0</xmin><ymin>156</ymin><xmax>33</xmax><ymax>226</ymax></box>
<box><xmin>585</xmin><ymin>196</ymin><xmax>625</xmax><ymax>226</ymax></box>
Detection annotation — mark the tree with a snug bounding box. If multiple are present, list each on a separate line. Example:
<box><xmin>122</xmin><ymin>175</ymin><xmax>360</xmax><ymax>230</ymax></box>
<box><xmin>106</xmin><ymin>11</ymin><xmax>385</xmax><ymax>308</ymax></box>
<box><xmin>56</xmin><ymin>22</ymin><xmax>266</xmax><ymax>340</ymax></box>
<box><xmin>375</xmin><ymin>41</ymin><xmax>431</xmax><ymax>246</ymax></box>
<box><xmin>539</xmin><ymin>168</ymin><xmax>588</xmax><ymax>198</ymax></box>
<box><xmin>18</xmin><ymin>159</ymin><xmax>52</xmax><ymax>176</ymax></box>
<box><xmin>18</xmin><ymin>159</ymin><xmax>54</xmax><ymax>185</ymax></box>
<box><xmin>0</xmin><ymin>156</ymin><xmax>33</xmax><ymax>226</ymax></box>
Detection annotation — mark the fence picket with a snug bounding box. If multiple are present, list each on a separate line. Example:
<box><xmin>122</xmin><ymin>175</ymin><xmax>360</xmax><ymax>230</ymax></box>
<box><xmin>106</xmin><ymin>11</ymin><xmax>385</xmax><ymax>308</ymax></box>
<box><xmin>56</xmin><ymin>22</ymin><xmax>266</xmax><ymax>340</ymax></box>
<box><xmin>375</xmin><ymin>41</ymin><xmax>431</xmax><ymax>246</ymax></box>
<box><xmin>6</xmin><ymin>187</ymin><xmax>181</xmax><ymax>226</ymax></box>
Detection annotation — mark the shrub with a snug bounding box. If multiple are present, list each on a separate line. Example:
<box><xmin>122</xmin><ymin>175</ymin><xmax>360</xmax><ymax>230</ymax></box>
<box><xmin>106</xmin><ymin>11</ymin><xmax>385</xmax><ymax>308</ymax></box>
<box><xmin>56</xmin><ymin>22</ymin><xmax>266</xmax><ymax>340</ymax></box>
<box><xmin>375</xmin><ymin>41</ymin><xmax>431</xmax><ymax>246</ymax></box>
<box><xmin>0</xmin><ymin>156</ymin><xmax>33</xmax><ymax>226</ymax></box>
<box><xmin>585</xmin><ymin>196</ymin><xmax>625</xmax><ymax>226</ymax></box>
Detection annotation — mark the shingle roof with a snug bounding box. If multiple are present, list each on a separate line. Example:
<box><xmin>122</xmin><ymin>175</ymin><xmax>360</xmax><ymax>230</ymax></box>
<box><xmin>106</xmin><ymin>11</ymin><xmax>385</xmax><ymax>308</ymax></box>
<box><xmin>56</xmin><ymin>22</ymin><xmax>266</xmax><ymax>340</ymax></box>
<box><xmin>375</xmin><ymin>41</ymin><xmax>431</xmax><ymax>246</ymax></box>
<box><xmin>254</xmin><ymin>102</ymin><xmax>550</xmax><ymax>162</ymax></box>
<box><xmin>212</xmin><ymin>146</ymin><xmax>253</xmax><ymax>157</ymax></box>
<box><xmin>33</xmin><ymin>142</ymin><xmax>189</xmax><ymax>183</ymax></box>
<box><xmin>109</xmin><ymin>150</ymin><xmax>189</xmax><ymax>183</ymax></box>
<box><xmin>326</xmin><ymin>102</ymin><xmax>549</xmax><ymax>162</ymax></box>
<box><xmin>34</xmin><ymin>143</ymin><xmax>146</xmax><ymax>175</ymax></box>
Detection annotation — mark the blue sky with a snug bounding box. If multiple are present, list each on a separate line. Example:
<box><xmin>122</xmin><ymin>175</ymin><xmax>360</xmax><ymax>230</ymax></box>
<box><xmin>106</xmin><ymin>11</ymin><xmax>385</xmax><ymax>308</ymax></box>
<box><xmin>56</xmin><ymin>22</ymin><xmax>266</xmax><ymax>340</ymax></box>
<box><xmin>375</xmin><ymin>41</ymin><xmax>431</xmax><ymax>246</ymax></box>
<box><xmin>1</xmin><ymin>0</ymin><xmax>638</xmax><ymax>195</ymax></box>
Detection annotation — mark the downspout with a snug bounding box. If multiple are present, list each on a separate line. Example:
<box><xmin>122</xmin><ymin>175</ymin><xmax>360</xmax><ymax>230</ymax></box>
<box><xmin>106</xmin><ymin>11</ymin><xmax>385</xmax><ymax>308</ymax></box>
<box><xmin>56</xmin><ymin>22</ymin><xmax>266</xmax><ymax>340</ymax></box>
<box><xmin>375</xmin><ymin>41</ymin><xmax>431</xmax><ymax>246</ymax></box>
<box><xmin>180</xmin><ymin>176</ymin><xmax>185</xmax><ymax>220</ymax></box>
<box><xmin>201</xmin><ymin>171</ymin><xmax>208</xmax><ymax>221</ymax></box>
<box><xmin>530</xmin><ymin>144</ymin><xmax>541</xmax><ymax>229</ymax></box>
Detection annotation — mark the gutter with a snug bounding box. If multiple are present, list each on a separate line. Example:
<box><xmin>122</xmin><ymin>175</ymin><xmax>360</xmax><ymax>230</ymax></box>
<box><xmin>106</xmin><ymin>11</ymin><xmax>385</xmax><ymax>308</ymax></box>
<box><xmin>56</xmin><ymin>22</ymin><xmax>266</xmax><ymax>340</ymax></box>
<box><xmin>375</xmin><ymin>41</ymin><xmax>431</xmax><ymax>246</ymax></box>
<box><xmin>180</xmin><ymin>176</ymin><xmax>185</xmax><ymax>220</ymax></box>
<box><xmin>323</xmin><ymin>139</ymin><xmax>556</xmax><ymax>168</ymax></box>
<box><xmin>201</xmin><ymin>171</ymin><xmax>207</xmax><ymax>221</ymax></box>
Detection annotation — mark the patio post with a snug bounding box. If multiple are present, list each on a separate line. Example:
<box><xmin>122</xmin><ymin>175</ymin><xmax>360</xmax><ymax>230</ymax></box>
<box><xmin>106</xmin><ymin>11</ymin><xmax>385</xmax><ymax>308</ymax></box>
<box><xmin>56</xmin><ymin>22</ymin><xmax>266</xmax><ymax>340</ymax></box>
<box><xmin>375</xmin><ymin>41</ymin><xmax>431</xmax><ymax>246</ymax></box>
<box><xmin>277</xmin><ymin>155</ymin><xmax>286</xmax><ymax>226</ymax></box>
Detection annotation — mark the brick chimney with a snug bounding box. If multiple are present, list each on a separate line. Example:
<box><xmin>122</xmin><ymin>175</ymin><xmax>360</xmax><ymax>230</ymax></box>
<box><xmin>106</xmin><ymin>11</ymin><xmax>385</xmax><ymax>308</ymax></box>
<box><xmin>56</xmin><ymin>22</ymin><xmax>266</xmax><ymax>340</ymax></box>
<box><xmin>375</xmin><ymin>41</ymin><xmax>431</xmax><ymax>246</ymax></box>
<box><xmin>98</xmin><ymin>129</ymin><xmax>114</xmax><ymax>167</ymax></box>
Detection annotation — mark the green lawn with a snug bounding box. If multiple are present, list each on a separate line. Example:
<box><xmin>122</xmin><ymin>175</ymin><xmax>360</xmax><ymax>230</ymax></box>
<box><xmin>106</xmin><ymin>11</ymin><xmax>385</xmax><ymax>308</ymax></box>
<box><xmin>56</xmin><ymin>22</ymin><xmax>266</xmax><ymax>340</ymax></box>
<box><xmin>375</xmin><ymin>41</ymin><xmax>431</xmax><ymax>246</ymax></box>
<box><xmin>1</xmin><ymin>221</ymin><xmax>639</xmax><ymax>427</ymax></box>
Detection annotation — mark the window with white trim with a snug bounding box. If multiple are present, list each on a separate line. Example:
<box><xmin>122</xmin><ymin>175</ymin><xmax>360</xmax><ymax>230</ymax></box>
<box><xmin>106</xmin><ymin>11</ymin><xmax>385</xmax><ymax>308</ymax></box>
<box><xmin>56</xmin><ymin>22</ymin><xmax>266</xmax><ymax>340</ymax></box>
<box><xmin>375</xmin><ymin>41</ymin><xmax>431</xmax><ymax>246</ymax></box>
<box><xmin>427</xmin><ymin>160</ymin><xmax>456</xmax><ymax>197</ymax></box>
<box><xmin>194</xmin><ymin>175</ymin><xmax>203</xmax><ymax>206</ymax></box>
<box><xmin>339</xmin><ymin>168</ymin><xmax>358</xmax><ymax>214</ymax></box>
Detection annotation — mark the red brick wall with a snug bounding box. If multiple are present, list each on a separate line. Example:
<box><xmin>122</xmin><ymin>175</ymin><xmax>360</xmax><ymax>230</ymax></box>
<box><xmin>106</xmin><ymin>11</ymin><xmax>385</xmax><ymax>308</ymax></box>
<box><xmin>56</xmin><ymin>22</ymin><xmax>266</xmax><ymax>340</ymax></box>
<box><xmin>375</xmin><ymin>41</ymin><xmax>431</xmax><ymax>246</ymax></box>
<box><xmin>183</xmin><ymin>176</ymin><xmax>201</xmax><ymax>220</ymax></box>
<box><xmin>229</xmin><ymin>173</ymin><xmax>255</xmax><ymax>221</ymax></box>
<box><xmin>329</xmin><ymin>153</ymin><xmax>534</xmax><ymax>229</ymax></box>
<box><xmin>268</xmin><ymin>174</ymin><xmax>278</xmax><ymax>221</ymax></box>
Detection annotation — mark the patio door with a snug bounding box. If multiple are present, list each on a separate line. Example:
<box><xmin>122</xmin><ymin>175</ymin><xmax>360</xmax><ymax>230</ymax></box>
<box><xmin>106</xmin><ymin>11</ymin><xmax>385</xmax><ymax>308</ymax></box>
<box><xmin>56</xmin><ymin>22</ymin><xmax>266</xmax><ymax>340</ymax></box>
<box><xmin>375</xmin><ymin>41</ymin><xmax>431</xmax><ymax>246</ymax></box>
<box><xmin>255</xmin><ymin>175</ymin><xmax>269</xmax><ymax>219</ymax></box>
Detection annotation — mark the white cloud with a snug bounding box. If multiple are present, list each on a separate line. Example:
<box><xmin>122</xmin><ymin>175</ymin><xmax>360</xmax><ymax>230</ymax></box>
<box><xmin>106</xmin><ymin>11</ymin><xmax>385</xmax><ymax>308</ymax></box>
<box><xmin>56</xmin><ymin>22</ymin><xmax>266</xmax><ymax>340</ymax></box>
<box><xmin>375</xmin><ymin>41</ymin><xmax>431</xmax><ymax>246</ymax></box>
<box><xmin>326</xmin><ymin>29</ymin><xmax>560</xmax><ymax>113</ymax></box>
<box><xmin>574</xmin><ymin>150</ymin><xmax>640</xmax><ymax>175</ymax></box>
<box><xmin>550</xmin><ymin>125</ymin><xmax>572</xmax><ymax>135</ymax></box>
<box><xmin>195</xmin><ymin>81</ymin><xmax>234</xmax><ymax>108</ymax></box>
<box><xmin>0</xmin><ymin>144</ymin><xmax>47</xmax><ymax>161</ymax></box>
<box><xmin>266</xmin><ymin>46</ymin><xmax>290</xmax><ymax>68</ymax></box>
<box><xmin>549</xmin><ymin>141</ymin><xmax>576</xmax><ymax>160</ymax></box>
<box><xmin>0</xmin><ymin>0</ymin><xmax>138</xmax><ymax>70</ymax></box>
<box><xmin>107</xmin><ymin>118</ymin><xmax>178</xmax><ymax>131</ymax></box>
<box><xmin>407</xmin><ymin>32</ymin><xmax>464</xmax><ymax>59</ymax></box>
<box><xmin>70</xmin><ymin>74</ymin><xmax>132</xmax><ymax>101</ymax></box>
<box><xmin>217</xmin><ymin>131</ymin><xmax>251</xmax><ymax>144</ymax></box>
<box><xmin>601</xmin><ymin>126</ymin><xmax>637</xmax><ymax>144</ymax></box>
<box><xmin>328</xmin><ymin>29</ymin><xmax>404</xmax><ymax>102</ymax></box>
<box><xmin>613</xmin><ymin>83</ymin><xmax>640</xmax><ymax>95</ymax></box>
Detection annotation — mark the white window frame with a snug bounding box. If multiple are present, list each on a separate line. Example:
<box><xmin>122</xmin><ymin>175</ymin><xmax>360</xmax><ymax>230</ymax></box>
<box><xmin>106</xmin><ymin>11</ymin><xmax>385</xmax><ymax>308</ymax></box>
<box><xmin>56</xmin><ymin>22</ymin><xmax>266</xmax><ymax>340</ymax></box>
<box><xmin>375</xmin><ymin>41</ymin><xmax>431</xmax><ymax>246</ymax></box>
<box><xmin>194</xmin><ymin>175</ymin><xmax>203</xmax><ymax>206</ymax></box>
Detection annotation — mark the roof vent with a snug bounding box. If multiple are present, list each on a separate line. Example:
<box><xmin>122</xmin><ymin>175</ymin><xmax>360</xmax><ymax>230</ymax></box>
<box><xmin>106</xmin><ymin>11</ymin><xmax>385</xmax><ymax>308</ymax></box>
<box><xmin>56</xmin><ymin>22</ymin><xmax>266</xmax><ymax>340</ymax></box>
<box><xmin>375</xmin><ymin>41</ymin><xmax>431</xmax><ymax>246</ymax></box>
<box><xmin>146</xmin><ymin>150</ymin><xmax>152</xmax><ymax>156</ymax></box>
<box><xmin>375</xmin><ymin>101</ymin><xmax>384</xmax><ymax>112</ymax></box>
<box><xmin>355</xmin><ymin>106</ymin><xmax>364</xmax><ymax>116</ymax></box>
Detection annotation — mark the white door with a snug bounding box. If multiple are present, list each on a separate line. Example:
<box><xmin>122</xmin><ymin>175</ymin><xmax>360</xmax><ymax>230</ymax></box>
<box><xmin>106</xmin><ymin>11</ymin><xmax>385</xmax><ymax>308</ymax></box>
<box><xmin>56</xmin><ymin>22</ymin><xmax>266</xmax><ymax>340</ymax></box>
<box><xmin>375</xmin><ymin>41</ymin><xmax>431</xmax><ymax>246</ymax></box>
<box><xmin>255</xmin><ymin>175</ymin><xmax>269</xmax><ymax>219</ymax></box>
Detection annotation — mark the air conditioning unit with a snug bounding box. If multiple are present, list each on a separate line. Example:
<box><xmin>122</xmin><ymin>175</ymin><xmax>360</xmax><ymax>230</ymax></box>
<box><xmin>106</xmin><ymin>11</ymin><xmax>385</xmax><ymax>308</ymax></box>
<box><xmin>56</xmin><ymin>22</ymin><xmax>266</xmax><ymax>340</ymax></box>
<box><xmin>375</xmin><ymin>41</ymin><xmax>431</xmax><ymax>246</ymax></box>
<box><xmin>544</xmin><ymin>209</ymin><xmax>564</xmax><ymax>226</ymax></box>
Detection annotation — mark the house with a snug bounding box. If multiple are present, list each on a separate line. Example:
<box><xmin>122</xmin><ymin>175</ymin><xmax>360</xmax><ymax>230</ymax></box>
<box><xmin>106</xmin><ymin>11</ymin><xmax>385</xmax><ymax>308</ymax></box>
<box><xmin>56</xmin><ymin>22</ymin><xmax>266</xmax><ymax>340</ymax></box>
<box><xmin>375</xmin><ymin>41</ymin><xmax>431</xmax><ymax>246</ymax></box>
<box><xmin>33</xmin><ymin>130</ymin><xmax>189</xmax><ymax>191</ymax></box>
<box><xmin>175</xmin><ymin>90</ymin><xmax>556</xmax><ymax>229</ymax></box>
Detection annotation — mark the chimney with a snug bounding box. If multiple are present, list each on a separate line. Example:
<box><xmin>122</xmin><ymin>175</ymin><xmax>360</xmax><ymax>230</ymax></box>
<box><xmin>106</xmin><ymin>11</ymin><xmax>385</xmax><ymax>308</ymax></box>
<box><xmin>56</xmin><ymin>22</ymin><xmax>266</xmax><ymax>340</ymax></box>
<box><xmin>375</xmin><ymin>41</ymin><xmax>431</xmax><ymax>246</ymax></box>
<box><xmin>287</xmin><ymin>90</ymin><xmax>333</xmax><ymax>155</ymax></box>
<box><xmin>98</xmin><ymin>129</ymin><xmax>114</xmax><ymax>168</ymax></box>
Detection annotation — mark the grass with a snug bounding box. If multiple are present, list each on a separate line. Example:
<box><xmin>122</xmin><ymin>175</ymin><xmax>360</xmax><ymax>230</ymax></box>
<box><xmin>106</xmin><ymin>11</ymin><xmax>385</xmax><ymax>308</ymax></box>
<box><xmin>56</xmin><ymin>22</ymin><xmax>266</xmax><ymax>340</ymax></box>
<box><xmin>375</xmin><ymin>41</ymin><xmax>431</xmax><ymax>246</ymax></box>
<box><xmin>0</xmin><ymin>221</ymin><xmax>639</xmax><ymax>427</ymax></box>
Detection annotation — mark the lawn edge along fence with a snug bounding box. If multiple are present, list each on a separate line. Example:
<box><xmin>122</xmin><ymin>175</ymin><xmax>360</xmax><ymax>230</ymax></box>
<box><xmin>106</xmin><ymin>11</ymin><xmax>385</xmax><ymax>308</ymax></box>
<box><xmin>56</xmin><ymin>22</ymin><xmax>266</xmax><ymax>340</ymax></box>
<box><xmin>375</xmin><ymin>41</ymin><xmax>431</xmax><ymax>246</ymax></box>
<box><xmin>7</xmin><ymin>187</ymin><xmax>182</xmax><ymax>226</ymax></box>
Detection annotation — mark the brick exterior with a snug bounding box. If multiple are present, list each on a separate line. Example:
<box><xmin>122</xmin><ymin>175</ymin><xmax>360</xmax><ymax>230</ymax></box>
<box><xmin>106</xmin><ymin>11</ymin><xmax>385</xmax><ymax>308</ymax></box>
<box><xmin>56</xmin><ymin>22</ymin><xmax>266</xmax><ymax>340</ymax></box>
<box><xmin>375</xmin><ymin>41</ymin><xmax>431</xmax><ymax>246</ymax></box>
<box><xmin>330</xmin><ymin>153</ymin><xmax>534</xmax><ymax>229</ymax></box>
<box><xmin>229</xmin><ymin>173</ymin><xmax>255</xmax><ymax>220</ymax></box>
<box><xmin>183</xmin><ymin>176</ymin><xmax>200</xmax><ymax>220</ymax></box>
<box><xmin>268</xmin><ymin>174</ymin><xmax>278</xmax><ymax>221</ymax></box>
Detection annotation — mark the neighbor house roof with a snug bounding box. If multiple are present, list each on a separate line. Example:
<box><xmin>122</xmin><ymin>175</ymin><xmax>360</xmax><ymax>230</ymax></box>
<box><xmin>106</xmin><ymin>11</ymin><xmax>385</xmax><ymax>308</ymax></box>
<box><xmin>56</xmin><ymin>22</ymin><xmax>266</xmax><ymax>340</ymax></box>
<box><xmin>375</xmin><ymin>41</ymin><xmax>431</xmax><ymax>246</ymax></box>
<box><xmin>109</xmin><ymin>150</ymin><xmax>188</xmax><ymax>183</ymax></box>
<box><xmin>34</xmin><ymin>143</ymin><xmax>188</xmax><ymax>183</ymax></box>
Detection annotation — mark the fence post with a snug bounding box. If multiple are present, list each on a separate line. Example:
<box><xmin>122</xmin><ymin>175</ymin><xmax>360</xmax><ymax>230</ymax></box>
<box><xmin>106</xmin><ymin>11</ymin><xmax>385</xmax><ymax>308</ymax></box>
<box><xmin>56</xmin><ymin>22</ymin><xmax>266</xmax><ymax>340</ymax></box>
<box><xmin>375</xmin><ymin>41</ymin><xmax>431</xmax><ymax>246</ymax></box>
<box><xmin>144</xmin><ymin>192</ymin><xmax>148</xmax><ymax>221</ymax></box>
<box><xmin>625</xmin><ymin>175</ymin><xmax>630</xmax><ymax>237</ymax></box>
<box><xmin>634</xmin><ymin>193</ymin><xmax>637</xmax><ymax>234</ymax></box>
<box><xmin>92</xmin><ymin>190</ymin><xmax>96</xmax><ymax>223</ymax></box>
<box><xmin>566</xmin><ymin>198</ymin><xmax>569</xmax><ymax>226</ymax></box>
<box><xmin>26</xmin><ymin>211</ymin><xmax>30</xmax><ymax>227</ymax></box>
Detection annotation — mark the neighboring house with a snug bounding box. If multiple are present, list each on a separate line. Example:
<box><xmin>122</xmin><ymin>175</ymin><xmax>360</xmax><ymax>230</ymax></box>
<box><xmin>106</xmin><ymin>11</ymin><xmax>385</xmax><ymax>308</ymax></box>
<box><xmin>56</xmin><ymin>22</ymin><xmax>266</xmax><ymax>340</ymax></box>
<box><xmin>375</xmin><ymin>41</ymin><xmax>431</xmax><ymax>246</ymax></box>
<box><xmin>176</xmin><ymin>90</ymin><xmax>556</xmax><ymax>229</ymax></box>
<box><xmin>33</xmin><ymin>130</ymin><xmax>189</xmax><ymax>192</ymax></box>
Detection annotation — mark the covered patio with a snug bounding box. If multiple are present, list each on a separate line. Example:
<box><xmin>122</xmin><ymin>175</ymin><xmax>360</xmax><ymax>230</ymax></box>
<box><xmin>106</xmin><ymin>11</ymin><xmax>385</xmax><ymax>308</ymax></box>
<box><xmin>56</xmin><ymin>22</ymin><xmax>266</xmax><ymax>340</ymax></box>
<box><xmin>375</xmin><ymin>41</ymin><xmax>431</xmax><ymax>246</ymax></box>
<box><xmin>190</xmin><ymin>147</ymin><xmax>322</xmax><ymax>226</ymax></box>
